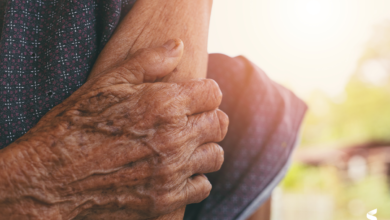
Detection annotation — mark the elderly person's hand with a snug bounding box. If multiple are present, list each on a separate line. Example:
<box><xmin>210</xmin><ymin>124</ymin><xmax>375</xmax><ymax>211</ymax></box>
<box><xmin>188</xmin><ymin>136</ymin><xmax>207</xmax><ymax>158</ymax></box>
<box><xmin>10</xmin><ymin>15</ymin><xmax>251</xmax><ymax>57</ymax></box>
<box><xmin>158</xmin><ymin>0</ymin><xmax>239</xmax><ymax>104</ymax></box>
<box><xmin>0</xmin><ymin>40</ymin><xmax>228</xmax><ymax>220</ymax></box>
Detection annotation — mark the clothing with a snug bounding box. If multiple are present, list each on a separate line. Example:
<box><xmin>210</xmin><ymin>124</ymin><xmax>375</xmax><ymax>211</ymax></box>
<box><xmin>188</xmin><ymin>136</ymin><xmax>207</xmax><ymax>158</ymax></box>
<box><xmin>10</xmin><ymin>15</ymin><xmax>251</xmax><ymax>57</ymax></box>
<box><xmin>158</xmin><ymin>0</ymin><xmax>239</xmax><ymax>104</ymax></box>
<box><xmin>0</xmin><ymin>0</ymin><xmax>137</xmax><ymax>147</ymax></box>
<box><xmin>184</xmin><ymin>54</ymin><xmax>306</xmax><ymax>220</ymax></box>
<box><xmin>0</xmin><ymin>1</ymin><xmax>307</xmax><ymax>219</ymax></box>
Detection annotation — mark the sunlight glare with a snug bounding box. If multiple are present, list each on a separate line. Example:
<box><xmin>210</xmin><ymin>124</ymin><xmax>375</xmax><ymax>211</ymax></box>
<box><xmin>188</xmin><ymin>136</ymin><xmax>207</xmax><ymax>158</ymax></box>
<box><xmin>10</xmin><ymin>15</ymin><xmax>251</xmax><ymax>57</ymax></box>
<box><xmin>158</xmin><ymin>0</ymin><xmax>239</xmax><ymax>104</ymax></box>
<box><xmin>280</xmin><ymin>0</ymin><xmax>348</xmax><ymax>46</ymax></box>
<box><xmin>306</xmin><ymin>1</ymin><xmax>322</xmax><ymax>16</ymax></box>
<box><xmin>208</xmin><ymin>0</ymin><xmax>390</xmax><ymax>97</ymax></box>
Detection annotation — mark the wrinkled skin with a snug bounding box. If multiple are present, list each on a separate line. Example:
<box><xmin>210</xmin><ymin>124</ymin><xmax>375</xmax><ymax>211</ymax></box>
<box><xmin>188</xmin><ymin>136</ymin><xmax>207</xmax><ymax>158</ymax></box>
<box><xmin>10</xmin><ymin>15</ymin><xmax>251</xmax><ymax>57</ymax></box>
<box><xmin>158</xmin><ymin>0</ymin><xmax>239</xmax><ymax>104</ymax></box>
<box><xmin>0</xmin><ymin>40</ymin><xmax>228</xmax><ymax>220</ymax></box>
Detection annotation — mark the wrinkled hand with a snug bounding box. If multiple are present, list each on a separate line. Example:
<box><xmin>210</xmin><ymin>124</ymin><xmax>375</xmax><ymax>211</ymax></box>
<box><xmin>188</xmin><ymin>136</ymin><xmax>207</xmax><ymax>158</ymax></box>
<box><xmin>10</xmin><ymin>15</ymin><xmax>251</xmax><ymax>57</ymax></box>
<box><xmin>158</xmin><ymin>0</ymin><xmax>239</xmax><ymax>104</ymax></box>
<box><xmin>0</xmin><ymin>39</ymin><xmax>228</xmax><ymax>220</ymax></box>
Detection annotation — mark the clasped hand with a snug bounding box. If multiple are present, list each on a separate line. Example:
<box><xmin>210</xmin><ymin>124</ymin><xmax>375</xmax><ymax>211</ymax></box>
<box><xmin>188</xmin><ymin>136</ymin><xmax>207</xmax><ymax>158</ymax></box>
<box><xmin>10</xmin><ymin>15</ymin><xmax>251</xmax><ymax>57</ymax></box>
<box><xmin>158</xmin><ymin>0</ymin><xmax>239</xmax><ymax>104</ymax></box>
<box><xmin>0</xmin><ymin>39</ymin><xmax>228</xmax><ymax>220</ymax></box>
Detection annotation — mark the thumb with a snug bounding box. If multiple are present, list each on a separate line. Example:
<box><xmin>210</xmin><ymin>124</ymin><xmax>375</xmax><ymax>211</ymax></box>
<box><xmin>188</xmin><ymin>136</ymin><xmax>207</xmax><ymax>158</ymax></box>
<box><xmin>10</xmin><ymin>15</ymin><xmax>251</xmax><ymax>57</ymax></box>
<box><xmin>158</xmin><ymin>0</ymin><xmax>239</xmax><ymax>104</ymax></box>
<box><xmin>117</xmin><ymin>39</ymin><xmax>184</xmax><ymax>85</ymax></box>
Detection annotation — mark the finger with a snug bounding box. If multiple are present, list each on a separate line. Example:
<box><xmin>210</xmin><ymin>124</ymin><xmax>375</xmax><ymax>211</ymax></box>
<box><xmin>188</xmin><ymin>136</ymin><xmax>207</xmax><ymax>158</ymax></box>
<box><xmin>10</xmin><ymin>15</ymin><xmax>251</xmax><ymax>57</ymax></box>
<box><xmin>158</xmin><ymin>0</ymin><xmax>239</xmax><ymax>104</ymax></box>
<box><xmin>176</xmin><ymin>78</ymin><xmax>223</xmax><ymax>115</ymax></box>
<box><xmin>185</xmin><ymin>109</ymin><xmax>229</xmax><ymax>146</ymax></box>
<box><xmin>112</xmin><ymin>39</ymin><xmax>184</xmax><ymax>85</ymax></box>
<box><xmin>183</xmin><ymin>174</ymin><xmax>212</xmax><ymax>204</ymax></box>
<box><xmin>188</xmin><ymin>143</ymin><xmax>224</xmax><ymax>175</ymax></box>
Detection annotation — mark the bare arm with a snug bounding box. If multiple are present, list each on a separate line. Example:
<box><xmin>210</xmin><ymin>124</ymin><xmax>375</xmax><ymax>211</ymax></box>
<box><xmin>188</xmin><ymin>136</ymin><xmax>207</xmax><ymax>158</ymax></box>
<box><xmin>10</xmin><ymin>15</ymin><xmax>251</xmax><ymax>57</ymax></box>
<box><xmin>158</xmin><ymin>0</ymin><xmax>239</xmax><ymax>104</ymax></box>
<box><xmin>89</xmin><ymin>0</ymin><xmax>213</xmax><ymax>81</ymax></box>
<box><xmin>0</xmin><ymin>42</ymin><xmax>227</xmax><ymax>220</ymax></box>
<box><xmin>89</xmin><ymin>2</ymin><xmax>214</xmax><ymax>219</ymax></box>
<box><xmin>0</xmin><ymin>1</ymin><xmax>219</xmax><ymax>219</ymax></box>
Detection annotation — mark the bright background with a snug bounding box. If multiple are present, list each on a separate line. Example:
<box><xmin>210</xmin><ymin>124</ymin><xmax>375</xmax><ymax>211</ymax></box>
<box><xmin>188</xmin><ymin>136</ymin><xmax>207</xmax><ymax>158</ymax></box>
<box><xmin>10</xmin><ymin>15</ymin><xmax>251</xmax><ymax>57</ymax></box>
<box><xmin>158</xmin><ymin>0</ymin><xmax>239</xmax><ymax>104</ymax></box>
<box><xmin>208</xmin><ymin>0</ymin><xmax>390</xmax><ymax>219</ymax></box>
<box><xmin>209</xmin><ymin>0</ymin><xmax>390</xmax><ymax>98</ymax></box>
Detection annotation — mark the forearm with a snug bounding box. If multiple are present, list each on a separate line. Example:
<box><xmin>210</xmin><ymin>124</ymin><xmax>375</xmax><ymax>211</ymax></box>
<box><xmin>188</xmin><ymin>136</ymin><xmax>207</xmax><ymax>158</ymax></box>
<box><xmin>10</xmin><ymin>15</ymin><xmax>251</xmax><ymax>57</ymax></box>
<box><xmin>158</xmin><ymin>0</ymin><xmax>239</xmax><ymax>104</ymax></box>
<box><xmin>0</xmin><ymin>39</ymin><xmax>227</xmax><ymax>220</ymax></box>
<box><xmin>89</xmin><ymin>1</ymin><xmax>214</xmax><ymax>219</ymax></box>
<box><xmin>0</xmin><ymin>138</ymin><xmax>59</xmax><ymax>219</ymax></box>
<box><xmin>90</xmin><ymin>0</ymin><xmax>213</xmax><ymax>81</ymax></box>
<box><xmin>0</xmin><ymin>0</ymin><xmax>214</xmax><ymax>218</ymax></box>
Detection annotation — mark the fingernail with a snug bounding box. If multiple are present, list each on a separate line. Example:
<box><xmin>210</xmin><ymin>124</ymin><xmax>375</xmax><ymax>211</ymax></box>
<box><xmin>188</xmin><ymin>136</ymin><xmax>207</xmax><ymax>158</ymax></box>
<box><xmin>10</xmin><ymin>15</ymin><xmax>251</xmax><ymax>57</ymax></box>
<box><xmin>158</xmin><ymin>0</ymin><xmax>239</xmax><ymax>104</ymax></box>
<box><xmin>163</xmin><ymin>39</ymin><xmax>178</xmax><ymax>51</ymax></box>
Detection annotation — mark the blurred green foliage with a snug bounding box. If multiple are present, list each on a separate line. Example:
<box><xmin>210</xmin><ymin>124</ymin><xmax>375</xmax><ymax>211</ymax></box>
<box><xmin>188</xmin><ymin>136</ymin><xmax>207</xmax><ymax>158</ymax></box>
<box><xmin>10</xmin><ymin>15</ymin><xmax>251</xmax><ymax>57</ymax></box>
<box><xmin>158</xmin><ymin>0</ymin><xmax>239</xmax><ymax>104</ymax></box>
<box><xmin>281</xmin><ymin>164</ymin><xmax>390</xmax><ymax>220</ymax></box>
<box><xmin>301</xmin><ymin>22</ymin><xmax>390</xmax><ymax>148</ymax></box>
<box><xmin>279</xmin><ymin>22</ymin><xmax>390</xmax><ymax>220</ymax></box>
<box><xmin>281</xmin><ymin>163</ymin><xmax>340</xmax><ymax>192</ymax></box>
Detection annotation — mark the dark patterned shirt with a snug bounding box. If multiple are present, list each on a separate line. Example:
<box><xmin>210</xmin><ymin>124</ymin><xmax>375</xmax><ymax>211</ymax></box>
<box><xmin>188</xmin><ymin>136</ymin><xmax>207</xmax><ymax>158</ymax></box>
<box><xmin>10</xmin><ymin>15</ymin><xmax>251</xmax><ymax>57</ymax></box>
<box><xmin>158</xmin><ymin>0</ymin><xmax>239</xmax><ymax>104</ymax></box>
<box><xmin>0</xmin><ymin>1</ymin><xmax>307</xmax><ymax>219</ymax></box>
<box><xmin>0</xmin><ymin>0</ymin><xmax>137</xmax><ymax>147</ymax></box>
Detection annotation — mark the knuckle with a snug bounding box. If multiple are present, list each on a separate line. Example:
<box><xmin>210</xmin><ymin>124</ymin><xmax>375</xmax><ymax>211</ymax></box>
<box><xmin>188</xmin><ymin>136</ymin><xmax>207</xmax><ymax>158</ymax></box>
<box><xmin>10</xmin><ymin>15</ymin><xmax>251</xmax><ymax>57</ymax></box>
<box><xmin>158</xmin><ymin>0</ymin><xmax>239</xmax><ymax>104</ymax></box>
<box><xmin>196</xmin><ymin>176</ymin><xmax>212</xmax><ymax>202</ymax></box>
<box><xmin>102</xmin><ymin>69</ymin><xmax>132</xmax><ymax>85</ymax></box>
<box><xmin>159</xmin><ymin>165</ymin><xmax>177</xmax><ymax>178</ymax></box>
<box><xmin>213</xmin><ymin>143</ymin><xmax>225</xmax><ymax>171</ymax></box>
<box><xmin>204</xmin><ymin>181</ymin><xmax>212</xmax><ymax>198</ymax></box>
<box><xmin>205</xmin><ymin>78</ymin><xmax>219</xmax><ymax>88</ymax></box>
<box><xmin>205</xmin><ymin>79</ymin><xmax>222</xmax><ymax>101</ymax></box>
<box><xmin>153</xmin><ymin>163</ymin><xmax>181</xmax><ymax>185</ymax></box>
<box><xmin>113</xmin><ymin>66</ymin><xmax>132</xmax><ymax>77</ymax></box>
<box><xmin>217</xmin><ymin>109</ymin><xmax>229</xmax><ymax>141</ymax></box>
<box><xmin>148</xmin><ymin>83</ymin><xmax>174</xmax><ymax>100</ymax></box>
<box><xmin>115</xmin><ymin>63</ymin><xmax>144</xmax><ymax>83</ymax></box>
<box><xmin>150</xmin><ymin>83</ymin><xmax>185</xmax><ymax>116</ymax></box>
<box><xmin>200</xmin><ymin>143</ymin><xmax>224</xmax><ymax>172</ymax></box>
<box><xmin>156</xmin><ymin>83</ymin><xmax>180</xmax><ymax>101</ymax></box>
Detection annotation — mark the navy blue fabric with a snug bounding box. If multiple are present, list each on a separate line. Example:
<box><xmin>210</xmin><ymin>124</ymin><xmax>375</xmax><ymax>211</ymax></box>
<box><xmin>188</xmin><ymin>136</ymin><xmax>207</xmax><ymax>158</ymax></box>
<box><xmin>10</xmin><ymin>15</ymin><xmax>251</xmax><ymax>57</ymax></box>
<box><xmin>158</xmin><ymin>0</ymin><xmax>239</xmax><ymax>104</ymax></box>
<box><xmin>184</xmin><ymin>54</ymin><xmax>306</xmax><ymax>219</ymax></box>
<box><xmin>0</xmin><ymin>0</ymin><xmax>136</xmax><ymax>148</ymax></box>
